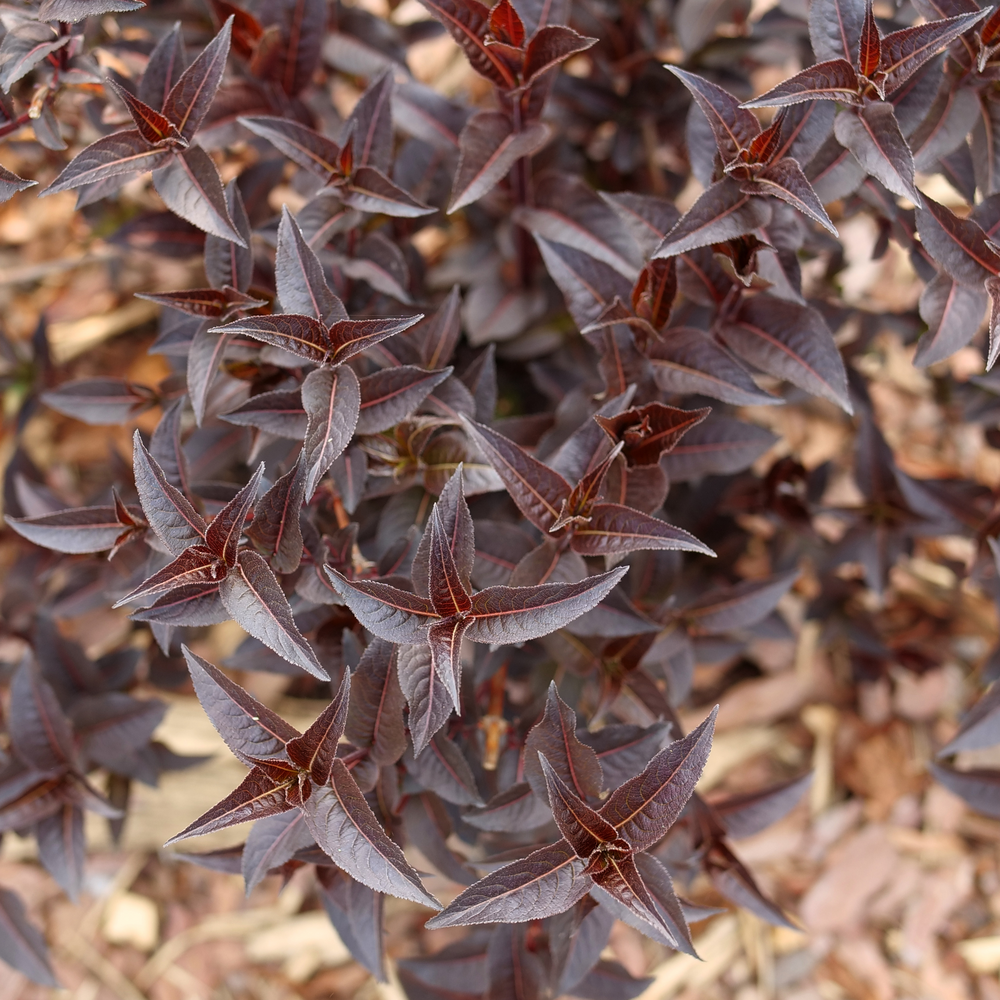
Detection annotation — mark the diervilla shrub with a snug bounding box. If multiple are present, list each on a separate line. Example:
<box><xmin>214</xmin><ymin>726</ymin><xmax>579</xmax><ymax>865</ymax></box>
<box><xmin>6</xmin><ymin>0</ymin><xmax>1000</xmax><ymax>991</ymax></box>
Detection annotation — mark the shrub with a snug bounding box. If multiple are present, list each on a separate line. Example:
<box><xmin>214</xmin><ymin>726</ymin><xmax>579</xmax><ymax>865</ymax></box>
<box><xmin>3</xmin><ymin>0</ymin><xmax>1000</xmax><ymax>991</ymax></box>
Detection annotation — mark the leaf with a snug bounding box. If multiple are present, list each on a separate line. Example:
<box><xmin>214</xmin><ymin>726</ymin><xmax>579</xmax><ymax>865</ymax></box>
<box><xmin>220</xmin><ymin>549</ymin><xmax>328</xmax><ymax>678</ymax></box>
<box><xmin>653</xmin><ymin>178</ymin><xmax>772</xmax><ymax>259</ymax></box>
<box><xmin>450</xmin><ymin>112</ymin><xmax>550</xmax><ymax>212</ymax></box>
<box><xmin>681</xmin><ymin>569</ymin><xmax>800</xmax><ymax>635</ymax></box>
<box><xmin>666</xmin><ymin>67</ymin><xmax>760</xmax><ymax>164</ymax></box>
<box><xmin>35</xmin><ymin>804</ymin><xmax>85</xmax><ymax>901</ymax></box>
<box><xmin>242</xmin><ymin>810</ymin><xmax>314</xmax><ymax>892</ymax></box>
<box><xmin>204</xmin><ymin>464</ymin><xmax>263</xmax><ymax>567</ymax></box>
<box><xmin>833</xmin><ymin>103</ymin><xmax>921</xmax><ymax>204</ymax></box>
<box><xmin>345</xmin><ymin>638</ymin><xmax>406</xmax><ymax>765</ymax></box>
<box><xmin>808</xmin><ymin>0</ymin><xmax>865</xmax><ymax>62</ymax></box>
<box><xmin>222</xmin><ymin>389</ymin><xmax>308</xmax><ymax>439</ymax></box>
<box><xmin>213</xmin><ymin>314</ymin><xmax>329</xmax><ymax>365</ymax></box>
<box><xmin>647</xmin><ymin>328</ymin><xmax>780</xmax><ymax>406</ymax></box>
<box><xmin>915</xmin><ymin>271</ymin><xmax>987</xmax><ymax>367</ymax></box>
<box><xmin>522</xmin><ymin>25</ymin><xmax>596</xmax><ymax>82</ymax></box>
<box><xmin>180</xmin><ymin>322</ymin><xmax>224</xmax><ymax>420</ymax></box>
<box><xmin>741</xmin><ymin>60</ymin><xmax>860</xmax><ymax>109</ymax></box>
<box><xmin>929</xmin><ymin>761</ymin><xmax>1000</xmax><ymax>817</ymax></box>
<box><xmin>464</xmin><ymin>782</ymin><xmax>553</xmax><ymax>832</ymax></box>
<box><xmin>571</xmin><ymin>504</ymin><xmax>715</xmax><ymax>557</ymax></box>
<box><xmin>357</xmin><ymin>366</ymin><xmax>451</xmax><ymax>435</ymax></box>
<box><xmin>238</xmin><ymin>116</ymin><xmax>342</xmax><ymax>178</ymax></box>
<box><xmin>130</xmin><ymin>584</ymin><xmax>228</xmax><ymax>627</ymax></box>
<box><xmin>162</xmin><ymin>17</ymin><xmax>233</xmax><ymax>141</ymax></box>
<box><xmin>9</xmin><ymin>659</ymin><xmax>76</xmax><ymax>773</ymax></box>
<box><xmin>0</xmin><ymin>23</ymin><xmax>70</xmax><ymax>92</ymax></box>
<box><xmin>425</xmin><ymin>839</ymin><xmax>591</xmax><ymax>927</ymax></box>
<box><xmin>286</xmin><ymin>673</ymin><xmax>351</xmax><ymax>782</ymax></box>
<box><xmin>461</xmin><ymin>417</ymin><xmax>570</xmax><ymax>532</ymax></box>
<box><xmin>705</xmin><ymin>839</ymin><xmax>796</xmax><ymax>928</ymax></box>
<box><xmin>182</xmin><ymin>646</ymin><xmax>299</xmax><ymax>764</ymax></box>
<box><xmin>0</xmin><ymin>886</ymin><xmax>58</xmax><ymax>986</ymax></box>
<box><xmin>326</xmin><ymin>315</ymin><xmax>423</xmax><ymax>364</ymax></box>
<box><xmin>660</xmin><ymin>414</ymin><xmax>777</xmax><ymax>480</ymax></box>
<box><xmin>317</xmin><ymin>866</ymin><xmax>386</xmax><ymax>980</ymax></box>
<box><xmin>301</xmin><ymin>759</ymin><xmax>441</xmax><ymax>907</ymax></box>
<box><xmin>879</xmin><ymin>11</ymin><xmax>987</xmax><ymax>95</ymax></box>
<box><xmin>595</xmin><ymin>403</ymin><xmax>711</xmax><ymax>465</ymax></box>
<box><xmin>631</xmin><ymin>852</ymin><xmax>697</xmax><ymax>955</ymax></box>
<box><xmin>152</xmin><ymin>144</ymin><xmax>248</xmax><ymax>245</ymax></box>
<box><xmin>397</xmin><ymin>642</ymin><xmax>454</xmax><ymax>756</ymax></box>
<box><xmin>513</xmin><ymin>171</ymin><xmax>641</xmax><ymax>279</ymax></box>
<box><xmin>167</xmin><ymin>766</ymin><xmax>292</xmax><ymax>843</ymax></box>
<box><xmin>589</xmin><ymin>851</ymin><xmax>675</xmax><ymax>942</ymax></box>
<box><xmin>749</xmin><ymin>158</ymin><xmax>838</xmax><ymax>235</ymax></box>
<box><xmin>536</xmin><ymin>238</ymin><xmax>633</xmax><ymax>330</ymax></box>
<box><xmin>106</xmin><ymin>79</ymin><xmax>186</xmax><ymax>147</ymax></box>
<box><xmin>348</xmin><ymin>69</ymin><xmax>395</xmax><ymax>172</ymax></box>
<box><xmin>631</xmin><ymin>258</ymin><xmax>677</xmax><ymax>330</ymax></box>
<box><xmin>246</xmin><ymin>466</ymin><xmax>306</xmax><ymax>574</ymax></box>
<box><xmin>485</xmin><ymin>924</ymin><xmax>549</xmax><ymax>1000</ymax></box>
<box><xmin>326</xmin><ymin>571</ymin><xmax>438</xmax><ymax>643</ymax></box>
<box><xmin>139</xmin><ymin>23</ymin><xmax>188</xmax><ymax>112</ymax></box>
<box><xmin>539</xmin><ymin>754</ymin><xmax>618</xmax><ymax>857</ymax></box>
<box><xmin>114</xmin><ymin>545</ymin><xmax>223</xmax><ymax>608</ymax></box>
<box><xmin>298</xmin><ymin>366</ymin><xmax>361</xmax><ymax>499</ymax></box>
<box><xmin>917</xmin><ymin>194</ymin><xmax>1000</xmax><ymax>286</ymax></box>
<box><xmin>205</xmin><ymin>180</ymin><xmax>253</xmax><ymax>291</ymax></box>
<box><xmin>0</xmin><ymin>163</ymin><xmax>35</xmax><ymax>202</ymax></box>
<box><xmin>41</xmin><ymin>376</ymin><xmax>155</xmax><ymax>425</ymax></box>
<box><xmin>6</xmin><ymin>505</ymin><xmax>143</xmax><ymax>554</ymax></box>
<box><xmin>713</xmin><ymin>772</ymin><xmax>813</xmax><ymax>839</ymax></box>
<box><xmin>717</xmin><ymin>295</ymin><xmax>853</xmax><ymax>412</ymax></box>
<box><xmin>599</xmin><ymin>707</ymin><xmax>717</xmax><ymax>851</ymax></box>
<box><xmin>403</xmin><ymin>793</ymin><xmax>477</xmax><ymax>884</ymax></box>
<box><xmin>939</xmin><ymin>679</ymin><xmax>1000</xmax><ymax>755</ymax></box>
<box><xmin>275</xmin><ymin>206</ymin><xmax>343</xmax><ymax>323</ymax></box>
<box><xmin>39</xmin><ymin>0</ymin><xmax>143</xmax><ymax>20</ymax></box>
<box><xmin>524</xmin><ymin>682</ymin><xmax>604</xmax><ymax>804</ymax></box>
<box><xmin>418</xmin><ymin>0</ymin><xmax>517</xmax><ymax>88</ymax></box>
<box><xmin>43</xmin><ymin>129</ymin><xmax>171</xmax><ymax>196</ymax></box>
<box><xmin>464</xmin><ymin>567</ymin><xmax>628</xmax><ymax>644</ymax></box>
<box><xmin>405</xmin><ymin>734</ymin><xmax>482</xmax><ymax>804</ymax></box>
<box><xmin>340</xmin><ymin>166</ymin><xmax>436</xmax><ymax>218</ymax></box>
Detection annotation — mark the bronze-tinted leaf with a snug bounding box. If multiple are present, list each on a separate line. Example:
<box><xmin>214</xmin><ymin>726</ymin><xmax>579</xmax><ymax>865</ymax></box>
<box><xmin>298</xmin><ymin>366</ymin><xmax>361</xmax><ymax>499</ymax></box>
<box><xmin>539</xmin><ymin>753</ymin><xmax>618</xmax><ymax>857</ymax></box>
<box><xmin>238</xmin><ymin>116</ymin><xmax>342</xmax><ymax>178</ymax></box>
<box><xmin>599</xmin><ymin>707</ymin><xmax>717</xmax><ymax>851</ymax></box>
<box><xmin>0</xmin><ymin>886</ymin><xmax>58</xmax><ymax>986</ymax></box>
<box><xmin>667</xmin><ymin>67</ymin><xmax>760</xmax><ymax>164</ymax></box>
<box><xmin>345</xmin><ymin>639</ymin><xmax>406</xmax><ymax>765</ymax></box>
<box><xmin>326</xmin><ymin>571</ymin><xmax>438</xmax><ymax>643</ymax></box>
<box><xmin>43</xmin><ymin>129</ymin><xmax>172</xmax><ymax>196</ymax></box>
<box><xmin>162</xmin><ymin>17</ymin><xmax>233</xmax><ymax>141</ymax></box>
<box><xmin>571</xmin><ymin>504</ymin><xmax>715</xmax><ymax>557</ymax></box>
<box><xmin>742</xmin><ymin>60</ymin><xmax>860</xmax><ymax>110</ymax></box>
<box><xmin>749</xmin><ymin>158</ymin><xmax>837</xmax><ymax>235</ymax></box>
<box><xmin>418</xmin><ymin>0</ymin><xmax>517</xmax><ymax>88</ymax></box>
<box><xmin>522</xmin><ymin>25</ymin><xmax>596</xmax><ymax>82</ymax></box>
<box><xmin>833</xmin><ymin>103</ymin><xmax>921</xmax><ymax>204</ymax></box>
<box><xmin>114</xmin><ymin>544</ymin><xmax>222</xmax><ymax>608</ymax></box>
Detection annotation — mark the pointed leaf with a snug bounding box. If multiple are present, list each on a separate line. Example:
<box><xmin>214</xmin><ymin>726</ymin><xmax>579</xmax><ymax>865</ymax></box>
<box><xmin>647</xmin><ymin>328</ymin><xmax>780</xmax><ymax>406</ymax></box>
<box><xmin>317</xmin><ymin>866</ymin><xmax>386</xmax><ymax>979</ymax></box>
<box><xmin>43</xmin><ymin>129</ymin><xmax>171</xmax><ymax>196</ymax></box>
<box><xmin>326</xmin><ymin>571</ymin><xmax>438</xmax><ymax>643</ymax></box>
<box><xmin>153</xmin><ymin>144</ymin><xmax>248</xmax><ymax>245</ymax></box>
<box><xmin>139</xmin><ymin>23</ymin><xmax>188</xmax><ymax>112</ymax></box>
<box><xmin>742</xmin><ymin>60</ymin><xmax>860</xmax><ymax>110</ymax></box>
<box><xmin>571</xmin><ymin>504</ymin><xmax>715</xmax><ymax>557</ymax></box>
<box><xmin>286</xmin><ymin>673</ymin><xmax>351</xmax><ymax>782</ymax></box>
<box><xmin>246</xmin><ymin>465</ymin><xmax>306</xmax><ymax>574</ymax></box>
<box><xmin>357</xmin><ymin>365</ymin><xmax>451</xmax><ymax>435</ymax></box>
<box><xmin>418</xmin><ymin>0</ymin><xmax>517</xmax><ymax>88</ymax></box>
<box><xmin>238</xmin><ymin>116</ymin><xmax>342</xmax><ymax>178</ymax></box>
<box><xmin>667</xmin><ymin>67</ymin><xmax>761</xmax><ymax>164</ymax></box>
<box><xmin>340</xmin><ymin>166</ymin><xmax>436</xmax><ymax>218</ymax></box>
<box><xmin>653</xmin><ymin>178</ymin><xmax>772</xmax><ymax>259</ymax></box>
<box><xmin>833</xmin><ymin>103</ymin><xmax>921</xmax><ymax>204</ymax></box>
<box><xmin>0</xmin><ymin>886</ymin><xmax>57</xmax><ymax>986</ymax></box>
<box><xmin>590</xmin><ymin>852</ymin><xmax>675</xmax><ymax>942</ymax></box>
<box><xmin>939</xmin><ymin>679</ymin><xmax>1000</xmax><ymax>755</ymax></box>
<box><xmin>213</xmin><ymin>314</ymin><xmax>329</xmax><ymax>365</ymax></box>
<box><xmin>465</xmin><ymin>567</ymin><xmax>628</xmax><ymax>644</ymax></box>
<box><xmin>162</xmin><ymin>17</ymin><xmax>233</xmax><ymax>141</ymax></box>
<box><xmin>35</xmin><ymin>804</ymin><xmax>84</xmax><ymax>902</ymax></box>
<box><xmin>425</xmin><ymin>839</ymin><xmax>591</xmax><ymax>926</ymax></box>
<box><xmin>222</xmin><ymin>388</ymin><xmax>308</xmax><ymax>439</ymax></box>
<box><xmin>599</xmin><ymin>707</ymin><xmax>717</xmax><ymax>851</ymax></box>
<box><xmin>345</xmin><ymin>638</ymin><xmax>406</xmax><ymax>765</ymax></box>
<box><xmin>450</xmin><ymin>112</ymin><xmax>550</xmax><ymax>212</ymax></box>
<box><xmin>880</xmin><ymin>11</ymin><xmax>987</xmax><ymax>94</ymax></box>
<box><xmin>9</xmin><ymin>659</ymin><xmax>75</xmax><ymax>773</ymax></box>
<box><xmin>522</xmin><ymin>25</ymin><xmax>596</xmax><ymax>82</ymax></box>
<box><xmin>539</xmin><ymin>753</ymin><xmax>618</xmax><ymax>856</ymax></box>
<box><xmin>221</xmin><ymin>549</ymin><xmax>328</xmax><ymax>678</ymax></box>
<box><xmin>106</xmin><ymin>79</ymin><xmax>186</xmax><ymax>147</ymax></box>
<box><xmin>114</xmin><ymin>545</ymin><xmax>222</xmax><ymax>608</ymax></box>
<box><xmin>714</xmin><ymin>772</ymin><xmax>813</xmax><ymax>839</ymax></box>
<box><xmin>397</xmin><ymin>642</ymin><xmax>454</xmax><ymax>756</ymax></box>
<box><xmin>301</xmin><ymin>758</ymin><xmax>441</xmax><ymax>907</ymax></box>
<box><xmin>916</xmin><ymin>194</ymin><xmax>1000</xmax><ymax>286</ymax></box>
<box><xmin>205</xmin><ymin>180</ymin><xmax>253</xmax><ymax>291</ymax></box>
<box><xmin>718</xmin><ymin>295</ymin><xmax>852</xmax><ymax>412</ymax></box>
<box><xmin>206</xmin><ymin>462</ymin><xmax>263</xmax><ymax>566</ymax></box>
<box><xmin>461</xmin><ymin>417</ymin><xmax>570</xmax><ymax>532</ymax></box>
<box><xmin>242</xmin><ymin>810</ymin><xmax>314</xmax><ymax>892</ymax></box>
<box><xmin>809</xmin><ymin>0</ymin><xmax>865</xmax><ymax>62</ymax></box>
<box><xmin>298</xmin><ymin>365</ymin><xmax>361</xmax><ymax>500</ymax></box>
<box><xmin>427</xmin><ymin>615</ymin><xmax>472</xmax><ymax>714</ymax></box>
<box><xmin>166</xmin><ymin>765</ymin><xmax>292</xmax><ymax>843</ymax></box>
<box><xmin>915</xmin><ymin>271</ymin><xmax>987</xmax><ymax>367</ymax></box>
<box><xmin>682</xmin><ymin>569</ymin><xmax>800</xmax><ymax>635</ymax></box>
<box><xmin>327</xmin><ymin>314</ymin><xmax>422</xmax><ymax>364</ymax></box>
<box><xmin>750</xmin><ymin>158</ymin><xmax>838</xmax><ymax>235</ymax></box>
<box><xmin>276</xmin><ymin>206</ymin><xmax>342</xmax><ymax>323</ymax></box>
<box><xmin>6</xmin><ymin>505</ymin><xmax>144</xmax><ymax>554</ymax></box>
